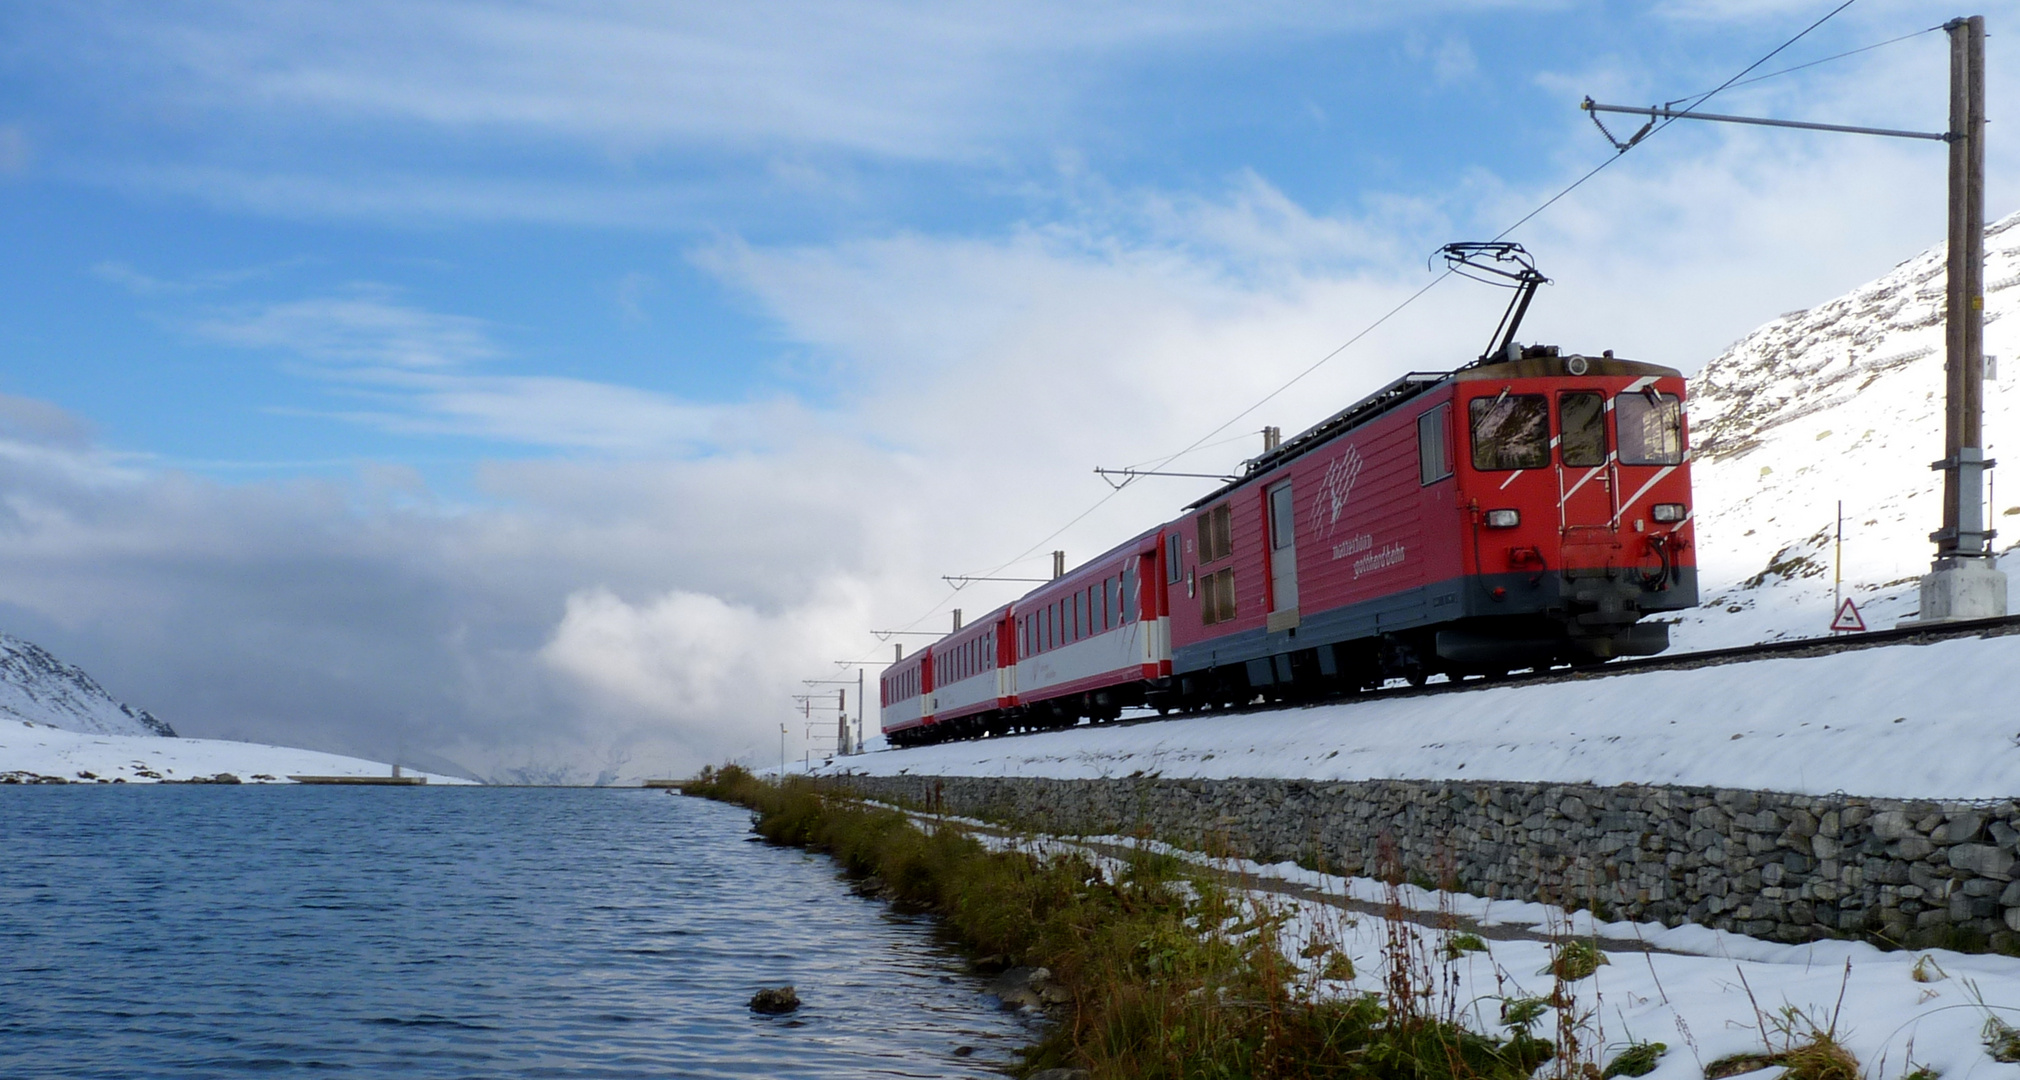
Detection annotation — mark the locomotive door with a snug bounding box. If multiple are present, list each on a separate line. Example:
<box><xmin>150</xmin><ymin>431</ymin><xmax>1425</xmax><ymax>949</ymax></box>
<box><xmin>1556</xmin><ymin>391</ymin><xmax>1614</xmax><ymax>531</ymax></box>
<box><xmin>1266</xmin><ymin>481</ymin><xmax>1299</xmax><ymax>631</ymax></box>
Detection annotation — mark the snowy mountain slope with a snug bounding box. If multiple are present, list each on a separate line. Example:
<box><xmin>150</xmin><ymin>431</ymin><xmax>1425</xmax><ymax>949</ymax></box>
<box><xmin>0</xmin><ymin>631</ymin><xmax>175</xmax><ymax>737</ymax></box>
<box><xmin>0</xmin><ymin>719</ymin><xmax>473</xmax><ymax>784</ymax></box>
<box><xmin>1674</xmin><ymin>210</ymin><xmax>2020</xmax><ymax>646</ymax></box>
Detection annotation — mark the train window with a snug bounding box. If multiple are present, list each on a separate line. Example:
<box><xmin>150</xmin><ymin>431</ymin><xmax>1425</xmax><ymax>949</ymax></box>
<box><xmin>1469</xmin><ymin>393</ymin><xmax>1550</xmax><ymax>470</ymax></box>
<box><xmin>1199</xmin><ymin>568</ymin><xmax>1237</xmax><ymax>624</ymax></box>
<box><xmin>1418</xmin><ymin>404</ymin><xmax>1452</xmax><ymax>484</ymax></box>
<box><xmin>1268</xmin><ymin>484</ymin><xmax>1295</xmax><ymax>551</ymax></box>
<box><xmin>1617</xmin><ymin>390</ymin><xmax>1683</xmax><ymax>465</ymax></box>
<box><xmin>1196</xmin><ymin>504</ymin><xmax>1232</xmax><ymax>562</ymax></box>
<box><xmin>1166</xmin><ymin>534</ymin><xmax>1181</xmax><ymax>583</ymax></box>
<box><xmin>1560</xmin><ymin>392</ymin><xmax>1606</xmax><ymax>467</ymax></box>
<box><xmin>1124</xmin><ymin>565</ymin><xmax>1137</xmax><ymax>621</ymax></box>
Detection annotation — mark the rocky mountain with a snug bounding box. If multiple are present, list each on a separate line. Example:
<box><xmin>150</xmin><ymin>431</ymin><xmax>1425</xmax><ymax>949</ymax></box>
<box><xmin>0</xmin><ymin>632</ymin><xmax>175</xmax><ymax>737</ymax></box>
<box><xmin>1670</xmin><ymin>211</ymin><xmax>2020</xmax><ymax>648</ymax></box>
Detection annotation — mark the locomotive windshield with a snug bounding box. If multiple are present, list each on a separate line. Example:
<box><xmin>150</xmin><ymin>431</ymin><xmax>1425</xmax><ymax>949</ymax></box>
<box><xmin>1468</xmin><ymin>394</ymin><xmax>1550</xmax><ymax>470</ymax></box>
<box><xmin>1617</xmin><ymin>391</ymin><xmax>1683</xmax><ymax>465</ymax></box>
<box><xmin>1559</xmin><ymin>391</ymin><xmax>1607</xmax><ymax>467</ymax></box>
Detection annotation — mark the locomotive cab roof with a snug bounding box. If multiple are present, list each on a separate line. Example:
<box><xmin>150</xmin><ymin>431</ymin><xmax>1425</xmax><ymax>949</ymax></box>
<box><xmin>1186</xmin><ymin>347</ymin><xmax>1681</xmax><ymax>510</ymax></box>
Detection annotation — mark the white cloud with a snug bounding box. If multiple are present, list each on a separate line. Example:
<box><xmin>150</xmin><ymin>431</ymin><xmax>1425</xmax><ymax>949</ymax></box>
<box><xmin>540</xmin><ymin>582</ymin><xmax>870</xmax><ymax>762</ymax></box>
<box><xmin>195</xmin><ymin>290</ymin><xmax>498</xmax><ymax>369</ymax></box>
<box><xmin>40</xmin><ymin>2</ymin><xmax>1513</xmax><ymax>159</ymax></box>
<box><xmin>188</xmin><ymin>289</ymin><xmax>767</xmax><ymax>453</ymax></box>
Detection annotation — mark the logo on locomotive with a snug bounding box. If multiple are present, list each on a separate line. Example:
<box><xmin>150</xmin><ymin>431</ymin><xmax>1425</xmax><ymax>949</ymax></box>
<box><xmin>1311</xmin><ymin>444</ymin><xmax>1363</xmax><ymax>540</ymax></box>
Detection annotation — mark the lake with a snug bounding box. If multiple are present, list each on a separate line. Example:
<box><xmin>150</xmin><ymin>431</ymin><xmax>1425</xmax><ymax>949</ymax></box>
<box><xmin>0</xmin><ymin>786</ymin><xmax>1035</xmax><ymax>1078</ymax></box>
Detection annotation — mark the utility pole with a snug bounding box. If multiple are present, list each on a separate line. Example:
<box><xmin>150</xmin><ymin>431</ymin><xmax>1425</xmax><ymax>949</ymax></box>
<box><xmin>1582</xmin><ymin>15</ymin><xmax>2006</xmax><ymax>622</ymax></box>
<box><xmin>1922</xmin><ymin>15</ymin><xmax>2006</xmax><ymax>621</ymax></box>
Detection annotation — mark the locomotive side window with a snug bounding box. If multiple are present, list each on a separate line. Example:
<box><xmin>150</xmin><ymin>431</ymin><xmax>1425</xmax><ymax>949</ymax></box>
<box><xmin>1469</xmin><ymin>393</ymin><xmax>1550</xmax><ymax>470</ymax></box>
<box><xmin>1417</xmin><ymin>404</ymin><xmax>1452</xmax><ymax>484</ymax></box>
<box><xmin>1559</xmin><ymin>391</ymin><xmax>1607</xmax><ymax>467</ymax></box>
<box><xmin>1617</xmin><ymin>391</ymin><xmax>1683</xmax><ymax>465</ymax></box>
<box><xmin>1165</xmin><ymin>534</ymin><xmax>1182</xmax><ymax>583</ymax></box>
<box><xmin>1199</xmin><ymin>567</ymin><xmax>1237</xmax><ymax>624</ymax></box>
<box><xmin>1196</xmin><ymin>504</ymin><xmax>1233</xmax><ymax>562</ymax></box>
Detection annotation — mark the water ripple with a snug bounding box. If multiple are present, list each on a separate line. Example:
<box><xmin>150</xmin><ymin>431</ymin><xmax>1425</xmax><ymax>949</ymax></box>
<box><xmin>0</xmin><ymin>787</ymin><xmax>1035</xmax><ymax>1078</ymax></box>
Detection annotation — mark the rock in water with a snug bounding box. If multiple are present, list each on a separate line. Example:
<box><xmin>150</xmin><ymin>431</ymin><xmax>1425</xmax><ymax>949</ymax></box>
<box><xmin>748</xmin><ymin>986</ymin><xmax>800</xmax><ymax>1014</ymax></box>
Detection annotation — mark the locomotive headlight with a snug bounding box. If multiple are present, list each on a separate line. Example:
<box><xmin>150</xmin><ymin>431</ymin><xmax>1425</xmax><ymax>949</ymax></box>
<box><xmin>1652</xmin><ymin>503</ymin><xmax>1688</xmax><ymax>523</ymax></box>
<box><xmin>1484</xmin><ymin>509</ymin><xmax>1520</xmax><ymax>528</ymax></box>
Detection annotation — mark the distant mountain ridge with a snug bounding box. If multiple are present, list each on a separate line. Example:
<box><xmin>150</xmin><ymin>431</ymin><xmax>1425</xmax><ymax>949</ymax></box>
<box><xmin>0</xmin><ymin>632</ymin><xmax>175</xmax><ymax>737</ymax></box>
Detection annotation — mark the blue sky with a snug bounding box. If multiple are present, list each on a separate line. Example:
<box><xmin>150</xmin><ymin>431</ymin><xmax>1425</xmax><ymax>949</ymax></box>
<box><xmin>0</xmin><ymin>0</ymin><xmax>2000</xmax><ymax>776</ymax></box>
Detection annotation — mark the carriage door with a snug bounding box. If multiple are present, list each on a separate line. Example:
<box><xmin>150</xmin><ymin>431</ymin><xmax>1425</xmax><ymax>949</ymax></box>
<box><xmin>1556</xmin><ymin>391</ymin><xmax>1614</xmax><ymax>531</ymax></box>
<box><xmin>1266</xmin><ymin>482</ymin><xmax>1299</xmax><ymax>631</ymax></box>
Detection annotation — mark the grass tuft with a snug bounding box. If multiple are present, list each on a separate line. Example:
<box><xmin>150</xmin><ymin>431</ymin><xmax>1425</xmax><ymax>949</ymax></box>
<box><xmin>1599</xmin><ymin>1041</ymin><xmax>1664</xmax><ymax>1078</ymax></box>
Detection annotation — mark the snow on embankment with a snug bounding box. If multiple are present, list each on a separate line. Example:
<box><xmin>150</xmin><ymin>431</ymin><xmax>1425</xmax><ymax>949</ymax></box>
<box><xmin>1</xmin><ymin>719</ymin><xmax>474</xmax><ymax>784</ymax></box>
<box><xmin>1677</xmin><ymin>210</ymin><xmax>2020</xmax><ymax>646</ymax></box>
<box><xmin>825</xmin><ymin>634</ymin><xmax>2020</xmax><ymax>800</ymax></box>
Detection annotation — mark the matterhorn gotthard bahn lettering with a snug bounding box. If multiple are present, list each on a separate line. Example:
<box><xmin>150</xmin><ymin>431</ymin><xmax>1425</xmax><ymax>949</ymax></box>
<box><xmin>11</xmin><ymin>7</ymin><xmax>2020</xmax><ymax>1079</ymax></box>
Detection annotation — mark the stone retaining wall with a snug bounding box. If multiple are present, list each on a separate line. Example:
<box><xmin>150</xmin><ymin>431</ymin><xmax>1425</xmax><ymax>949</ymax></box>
<box><xmin>829</xmin><ymin>773</ymin><xmax>2020</xmax><ymax>951</ymax></box>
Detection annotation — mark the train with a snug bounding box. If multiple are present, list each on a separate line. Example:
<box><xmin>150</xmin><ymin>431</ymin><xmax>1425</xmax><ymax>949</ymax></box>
<box><xmin>880</xmin><ymin>245</ymin><xmax>1698</xmax><ymax>747</ymax></box>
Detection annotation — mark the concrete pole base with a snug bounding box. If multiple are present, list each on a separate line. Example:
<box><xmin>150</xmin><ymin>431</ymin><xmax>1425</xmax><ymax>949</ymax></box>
<box><xmin>1911</xmin><ymin>559</ymin><xmax>2009</xmax><ymax>624</ymax></box>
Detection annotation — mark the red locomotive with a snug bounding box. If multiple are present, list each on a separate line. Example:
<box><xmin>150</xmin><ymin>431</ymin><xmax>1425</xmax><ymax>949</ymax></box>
<box><xmin>882</xmin><ymin>245</ymin><xmax>1697</xmax><ymax>746</ymax></box>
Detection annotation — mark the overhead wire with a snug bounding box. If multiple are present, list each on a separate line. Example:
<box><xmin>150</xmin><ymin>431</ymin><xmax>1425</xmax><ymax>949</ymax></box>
<box><xmin>1672</xmin><ymin>24</ymin><xmax>1944</xmax><ymax>102</ymax></box>
<box><xmin>840</xmin><ymin>0</ymin><xmax>1880</xmax><ymax>672</ymax></box>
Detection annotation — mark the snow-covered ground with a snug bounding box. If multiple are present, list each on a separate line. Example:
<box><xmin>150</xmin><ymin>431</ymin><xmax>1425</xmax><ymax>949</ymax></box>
<box><xmin>1260</xmin><ymin>853</ymin><xmax>2020</xmax><ymax>1078</ymax></box>
<box><xmin>928</xmin><ymin>812</ymin><xmax>2020</xmax><ymax>1076</ymax></box>
<box><xmin>0</xmin><ymin>718</ymin><xmax>474</xmax><ymax>784</ymax></box>
<box><xmin>820</xmin><ymin>633</ymin><xmax>2020</xmax><ymax>799</ymax></box>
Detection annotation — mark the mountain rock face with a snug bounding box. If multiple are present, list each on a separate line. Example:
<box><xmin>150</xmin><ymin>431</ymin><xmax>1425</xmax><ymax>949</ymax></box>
<box><xmin>0</xmin><ymin>632</ymin><xmax>175</xmax><ymax>737</ymax></box>
<box><xmin>1671</xmin><ymin>211</ymin><xmax>2020</xmax><ymax>648</ymax></box>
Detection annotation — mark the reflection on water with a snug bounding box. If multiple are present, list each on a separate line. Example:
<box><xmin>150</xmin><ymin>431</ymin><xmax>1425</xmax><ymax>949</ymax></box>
<box><xmin>0</xmin><ymin>786</ymin><xmax>1034</xmax><ymax>1078</ymax></box>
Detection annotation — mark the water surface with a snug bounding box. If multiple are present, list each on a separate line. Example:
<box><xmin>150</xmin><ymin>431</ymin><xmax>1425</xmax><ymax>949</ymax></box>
<box><xmin>1</xmin><ymin>786</ymin><xmax>1033</xmax><ymax>1078</ymax></box>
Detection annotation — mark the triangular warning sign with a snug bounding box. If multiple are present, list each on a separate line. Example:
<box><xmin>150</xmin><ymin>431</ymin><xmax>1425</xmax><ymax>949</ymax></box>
<box><xmin>1830</xmin><ymin>598</ymin><xmax>1867</xmax><ymax>633</ymax></box>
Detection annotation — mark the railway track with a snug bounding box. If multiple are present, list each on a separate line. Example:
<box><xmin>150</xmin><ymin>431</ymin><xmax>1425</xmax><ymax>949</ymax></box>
<box><xmin>1103</xmin><ymin>610</ymin><xmax>2020</xmax><ymax>728</ymax></box>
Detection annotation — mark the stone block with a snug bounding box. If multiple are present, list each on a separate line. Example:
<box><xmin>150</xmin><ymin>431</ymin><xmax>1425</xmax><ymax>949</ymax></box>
<box><xmin>1940</xmin><ymin>812</ymin><xmax>1986</xmax><ymax>845</ymax></box>
<box><xmin>1891</xmin><ymin>837</ymin><xmax>1936</xmax><ymax>861</ymax></box>
<box><xmin>1869</xmin><ymin>810</ymin><xmax>1915</xmax><ymax>841</ymax></box>
<box><xmin>1950</xmin><ymin>844</ymin><xmax>2017</xmax><ymax>880</ymax></box>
